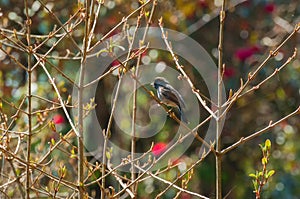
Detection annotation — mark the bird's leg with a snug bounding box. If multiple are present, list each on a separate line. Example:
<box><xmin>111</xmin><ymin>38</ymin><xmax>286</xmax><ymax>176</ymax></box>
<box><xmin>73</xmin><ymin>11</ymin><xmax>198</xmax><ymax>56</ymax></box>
<box><xmin>167</xmin><ymin>108</ymin><xmax>176</xmax><ymax>118</ymax></box>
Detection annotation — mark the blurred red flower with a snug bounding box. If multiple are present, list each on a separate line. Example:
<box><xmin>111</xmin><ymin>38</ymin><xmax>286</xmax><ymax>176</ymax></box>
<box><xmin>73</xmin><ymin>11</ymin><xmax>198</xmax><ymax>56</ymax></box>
<box><xmin>234</xmin><ymin>45</ymin><xmax>260</xmax><ymax>61</ymax></box>
<box><xmin>111</xmin><ymin>60</ymin><xmax>121</xmax><ymax>67</ymax></box>
<box><xmin>264</xmin><ymin>3</ymin><xmax>275</xmax><ymax>13</ymax></box>
<box><xmin>53</xmin><ymin>114</ymin><xmax>65</xmax><ymax>124</ymax></box>
<box><xmin>181</xmin><ymin>192</ymin><xmax>192</xmax><ymax>199</ymax></box>
<box><xmin>198</xmin><ymin>0</ymin><xmax>208</xmax><ymax>8</ymax></box>
<box><xmin>152</xmin><ymin>142</ymin><xmax>167</xmax><ymax>156</ymax></box>
<box><xmin>224</xmin><ymin>67</ymin><xmax>236</xmax><ymax>78</ymax></box>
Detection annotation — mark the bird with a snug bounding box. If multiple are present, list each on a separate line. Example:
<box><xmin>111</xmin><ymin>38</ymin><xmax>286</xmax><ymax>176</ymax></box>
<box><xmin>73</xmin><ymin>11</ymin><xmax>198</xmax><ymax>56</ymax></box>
<box><xmin>152</xmin><ymin>77</ymin><xmax>188</xmax><ymax>123</ymax></box>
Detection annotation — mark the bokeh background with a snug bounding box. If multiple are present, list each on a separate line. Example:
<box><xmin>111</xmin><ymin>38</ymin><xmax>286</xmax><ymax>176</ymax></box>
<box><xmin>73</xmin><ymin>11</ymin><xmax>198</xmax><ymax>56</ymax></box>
<box><xmin>0</xmin><ymin>0</ymin><xmax>299</xmax><ymax>198</ymax></box>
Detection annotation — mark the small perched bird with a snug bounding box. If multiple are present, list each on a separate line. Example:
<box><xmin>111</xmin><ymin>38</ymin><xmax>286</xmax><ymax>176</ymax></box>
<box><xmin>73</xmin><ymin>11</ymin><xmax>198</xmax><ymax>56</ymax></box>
<box><xmin>152</xmin><ymin>77</ymin><xmax>188</xmax><ymax>123</ymax></box>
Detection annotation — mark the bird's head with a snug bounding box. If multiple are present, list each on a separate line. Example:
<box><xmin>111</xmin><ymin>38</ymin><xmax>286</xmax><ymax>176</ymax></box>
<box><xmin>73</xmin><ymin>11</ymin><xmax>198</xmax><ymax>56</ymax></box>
<box><xmin>151</xmin><ymin>77</ymin><xmax>169</xmax><ymax>89</ymax></box>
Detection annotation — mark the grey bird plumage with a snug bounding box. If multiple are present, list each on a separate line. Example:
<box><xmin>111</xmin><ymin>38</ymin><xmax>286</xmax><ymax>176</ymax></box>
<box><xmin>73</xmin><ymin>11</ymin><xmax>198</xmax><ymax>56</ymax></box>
<box><xmin>152</xmin><ymin>77</ymin><xmax>188</xmax><ymax>123</ymax></box>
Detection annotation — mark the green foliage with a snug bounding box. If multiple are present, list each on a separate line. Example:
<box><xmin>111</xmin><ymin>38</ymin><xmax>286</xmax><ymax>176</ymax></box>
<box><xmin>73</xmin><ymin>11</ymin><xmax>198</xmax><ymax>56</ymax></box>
<box><xmin>249</xmin><ymin>139</ymin><xmax>275</xmax><ymax>199</ymax></box>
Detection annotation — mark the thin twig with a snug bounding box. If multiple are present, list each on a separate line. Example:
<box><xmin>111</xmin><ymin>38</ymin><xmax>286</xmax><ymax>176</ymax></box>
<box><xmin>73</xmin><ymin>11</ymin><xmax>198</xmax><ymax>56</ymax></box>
<box><xmin>33</xmin><ymin>54</ymin><xmax>80</xmax><ymax>137</ymax></box>
<box><xmin>130</xmin><ymin>10</ymin><xmax>143</xmax><ymax>196</ymax></box>
<box><xmin>0</xmin><ymin>96</ymin><xmax>27</xmax><ymax>139</ymax></box>
<box><xmin>216</xmin><ymin>1</ymin><xmax>226</xmax><ymax>199</ymax></box>
<box><xmin>113</xmin><ymin>115</ymin><xmax>213</xmax><ymax>197</ymax></box>
<box><xmin>135</xmin><ymin>165</ymin><xmax>209</xmax><ymax>199</ymax></box>
<box><xmin>156</xmin><ymin>149</ymin><xmax>210</xmax><ymax>198</ymax></box>
<box><xmin>107</xmin><ymin>162</ymin><xmax>135</xmax><ymax>198</ymax></box>
<box><xmin>24</xmin><ymin>1</ymin><xmax>32</xmax><ymax>198</ymax></box>
<box><xmin>8</xmin><ymin>160</ymin><xmax>25</xmax><ymax>199</ymax></box>
<box><xmin>77</xmin><ymin>0</ymin><xmax>91</xmax><ymax>197</ymax></box>
<box><xmin>240</xmin><ymin>48</ymin><xmax>297</xmax><ymax>97</ymax></box>
<box><xmin>130</xmin><ymin>2</ymin><xmax>158</xmax><ymax>195</ymax></box>
<box><xmin>0</xmin><ymin>146</ymin><xmax>77</xmax><ymax>190</ymax></box>
<box><xmin>221</xmin><ymin>106</ymin><xmax>300</xmax><ymax>154</ymax></box>
<box><xmin>158</xmin><ymin>19</ymin><xmax>218</xmax><ymax>120</ymax></box>
<box><xmin>36</xmin><ymin>0</ymin><xmax>83</xmax><ymax>54</ymax></box>
<box><xmin>89</xmin><ymin>0</ymin><xmax>152</xmax><ymax>52</ymax></box>
<box><xmin>220</xmin><ymin>23</ymin><xmax>300</xmax><ymax>115</ymax></box>
<box><xmin>109</xmin><ymin>52</ymin><xmax>216</xmax><ymax>153</ymax></box>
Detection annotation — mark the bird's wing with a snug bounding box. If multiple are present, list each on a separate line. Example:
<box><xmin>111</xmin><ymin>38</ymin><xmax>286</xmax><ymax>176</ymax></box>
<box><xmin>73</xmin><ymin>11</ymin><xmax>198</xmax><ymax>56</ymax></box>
<box><xmin>161</xmin><ymin>85</ymin><xmax>186</xmax><ymax>109</ymax></box>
